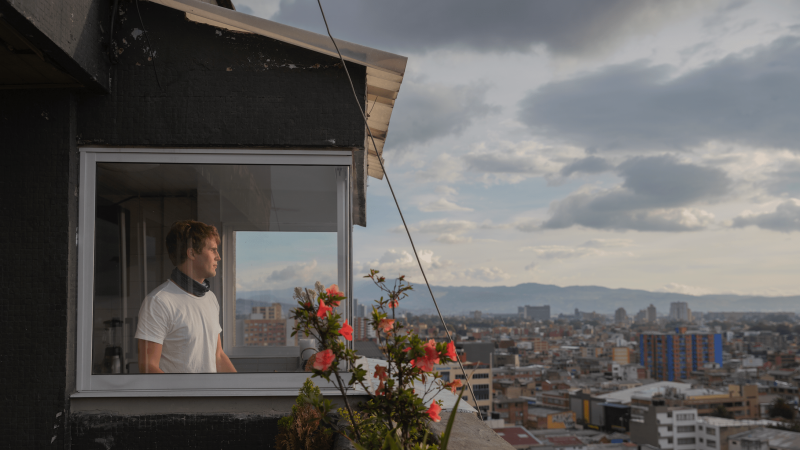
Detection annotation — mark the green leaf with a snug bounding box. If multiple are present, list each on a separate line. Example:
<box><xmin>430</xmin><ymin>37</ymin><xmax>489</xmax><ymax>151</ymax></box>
<box><xmin>439</xmin><ymin>386</ymin><xmax>464</xmax><ymax>450</ymax></box>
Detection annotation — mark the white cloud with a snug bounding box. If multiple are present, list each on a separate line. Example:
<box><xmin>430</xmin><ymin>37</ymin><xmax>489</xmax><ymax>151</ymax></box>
<box><xmin>402</xmin><ymin>219</ymin><xmax>478</xmax><ymax>234</ymax></box>
<box><xmin>267</xmin><ymin>260</ymin><xmax>318</xmax><ymax>281</ymax></box>
<box><xmin>436</xmin><ymin>233</ymin><xmax>473</xmax><ymax>244</ymax></box>
<box><xmin>521</xmin><ymin>245</ymin><xmax>602</xmax><ymax>260</ymax></box>
<box><xmin>580</xmin><ymin>238</ymin><xmax>633</xmax><ymax>248</ymax></box>
<box><xmin>359</xmin><ymin>249</ymin><xmax>449</xmax><ymax>276</ymax></box>
<box><xmin>418</xmin><ymin>198</ymin><xmax>474</xmax><ymax>212</ymax></box>
<box><xmin>656</xmin><ymin>282</ymin><xmax>712</xmax><ymax>296</ymax></box>
<box><xmin>460</xmin><ymin>267</ymin><xmax>511</xmax><ymax>282</ymax></box>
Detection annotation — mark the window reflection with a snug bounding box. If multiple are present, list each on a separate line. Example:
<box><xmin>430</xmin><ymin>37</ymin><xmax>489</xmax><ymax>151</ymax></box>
<box><xmin>92</xmin><ymin>163</ymin><xmax>341</xmax><ymax>374</ymax></box>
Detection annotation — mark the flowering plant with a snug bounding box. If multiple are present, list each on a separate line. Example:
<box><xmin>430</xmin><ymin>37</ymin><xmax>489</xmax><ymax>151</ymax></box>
<box><xmin>289</xmin><ymin>271</ymin><xmax>463</xmax><ymax>449</ymax></box>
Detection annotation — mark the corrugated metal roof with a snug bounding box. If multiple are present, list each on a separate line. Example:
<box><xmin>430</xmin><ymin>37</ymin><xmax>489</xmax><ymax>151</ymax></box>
<box><xmin>147</xmin><ymin>0</ymin><xmax>407</xmax><ymax>179</ymax></box>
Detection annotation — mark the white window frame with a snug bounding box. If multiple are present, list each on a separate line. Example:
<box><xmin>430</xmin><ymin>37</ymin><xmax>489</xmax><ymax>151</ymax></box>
<box><xmin>75</xmin><ymin>148</ymin><xmax>353</xmax><ymax>396</ymax></box>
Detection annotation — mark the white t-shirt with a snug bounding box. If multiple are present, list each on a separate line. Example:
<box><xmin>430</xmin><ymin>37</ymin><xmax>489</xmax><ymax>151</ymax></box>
<box><xmin>135</xmin><ymin>280</ymin><xmax>222</xmax><ymax>373</ymax></box>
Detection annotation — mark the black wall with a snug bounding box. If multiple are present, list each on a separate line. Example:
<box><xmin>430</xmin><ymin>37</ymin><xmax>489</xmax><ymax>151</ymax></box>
<box><xmin>0</xmin><ymin>90</ymin><xmax>78</xmax><ymax>449</ymax></box>
<box><xmin>78</xmin><ymin>2</ymin><xmax>366</xmax><ymax>148</ymax></box>
<box><xmin>0</xmin><ymin>0</ymin><xmax>110</xmax><ymax>91</ymax></box>
<box><xmin>1</xmin><ymin>3</ymin><xmax>367</xmax><ymax>449</ymax></box>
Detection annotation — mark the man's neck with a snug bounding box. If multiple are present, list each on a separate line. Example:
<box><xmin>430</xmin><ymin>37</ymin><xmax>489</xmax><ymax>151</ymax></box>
<box><xmin>176</xmin><ymin>266</ymin><xmax>205</xmax><ymax>284</ymax></box>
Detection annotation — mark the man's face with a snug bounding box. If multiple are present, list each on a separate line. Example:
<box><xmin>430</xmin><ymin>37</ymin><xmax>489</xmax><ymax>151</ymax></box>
<box><xmin>190</xmin><ymin>238</ymin><xmax>221</xmax><ymax>280</ymax></box>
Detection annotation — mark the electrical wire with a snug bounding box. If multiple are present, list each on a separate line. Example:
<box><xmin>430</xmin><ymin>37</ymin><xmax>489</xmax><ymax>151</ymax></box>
<box><xmin>134</xmin><ymin>0</ymin><xmax>163</xmax><ymax>91</ymax></box>
<box><xmin>315</xmin><ymin>0</ymin><xmax>484</xmax><ymax>421</ymax></box>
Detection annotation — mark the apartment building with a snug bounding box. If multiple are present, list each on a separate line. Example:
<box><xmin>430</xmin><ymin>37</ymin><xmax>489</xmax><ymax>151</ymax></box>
<box><xmin>640</xmin><ymin>329</ymin><xmax>723</xmax><ymax>381</ymax></box>
<box><xmin>436</xmin><ymin>361</ymin><xmax>492</xmax><ymax>416</ymax></box>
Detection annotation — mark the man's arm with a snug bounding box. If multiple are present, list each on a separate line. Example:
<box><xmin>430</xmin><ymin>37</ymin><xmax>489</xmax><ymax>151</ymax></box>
<box><xmin>138</xmin><ymin>339</ymin><xmax>165</xmax><ymax>373</ymax></box>
<box><xmin>216</xmin><ymin>334</ymin><xmax>237</xmax><ymax>373</ymax></box>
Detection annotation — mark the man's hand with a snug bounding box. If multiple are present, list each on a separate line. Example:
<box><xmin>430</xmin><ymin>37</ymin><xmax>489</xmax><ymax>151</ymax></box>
<box><xmin>138</xmin><ymin>339</ymin><xmax>165</xmax><ymax>373</ymax></box>
<box><xmin>216</xmin><ymin>334</ymin><xmax>237</xmax><ymax>373</ymax></box>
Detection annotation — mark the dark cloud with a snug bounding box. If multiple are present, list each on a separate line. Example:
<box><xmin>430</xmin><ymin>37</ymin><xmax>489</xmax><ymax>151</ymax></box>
<box><xmin>560</xmin><ymin>156</ymin><xmax>614</xmax><ymax>177</ymax></box>
<box><xmin>762</xmin><ymin>161</ymin><xmax>800</xmax><ymax>198</ymax></box>
<box><xmin>535</xmin><ymin>155</ymin><xmax>730</xmax><ymax>232</ymax></box>
<box><xmin>732</xmin><ymin>200</ymin><xmax>800</xmax><ymax>232</ymax></box>
<box><xmin>518</xmin><ymin>36</ymin><xmax>800</xmax><ymax>152</ymax></box>
<box><xmin>269</xmin><ymin>0</ymin><xmax>705</xmax><ymax>56</ymax></box>
<box><xmin>387</xmin><ymin>82</ymin><xmax>499</xmax><ymax>150</ymax></box>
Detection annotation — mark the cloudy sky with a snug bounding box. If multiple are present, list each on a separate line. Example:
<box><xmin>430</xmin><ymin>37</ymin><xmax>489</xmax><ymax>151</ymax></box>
<box><xmin>235</xmin><ymin>0</ymin><xmax>800</xmax><ymax>296</ymax></box>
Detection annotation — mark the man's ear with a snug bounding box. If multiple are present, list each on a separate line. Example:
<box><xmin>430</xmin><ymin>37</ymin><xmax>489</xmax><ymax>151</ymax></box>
<box><xmin>186</xmin><ymin>248</ymin><xmax>196</xmax><ymax>261</ymax></box>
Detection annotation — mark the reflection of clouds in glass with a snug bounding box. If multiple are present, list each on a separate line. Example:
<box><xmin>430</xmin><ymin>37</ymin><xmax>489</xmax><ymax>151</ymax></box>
<box><xmin>236</xmin><ymin>260</ymin><xmax>337</xmax><ymax>292</ymax></box>
<box><xmin>235</xmin><ymin>232</ymin><xmax>338</xmax><ymax>292</ymax></box>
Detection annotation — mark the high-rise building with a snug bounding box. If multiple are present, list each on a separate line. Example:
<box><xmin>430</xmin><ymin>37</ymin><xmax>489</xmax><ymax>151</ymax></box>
<box><xmin>243</xmin><ymin>319</ymin><xmax>287</xmax><ymax>346</ymax></box>
<box><xmin>519</xmin><ymin>305</ymin><xmax>550</xmax><ymax>321</ymax></box>
<box><xmin>634</xmin><ymin>309</ymin><xmax>647</xmax><ymax>323</ymax></box>
<box><xmin>353</xmin><ymin>299</ymin><xmax>367</xmax><ymax>318</ymax></box>
<box><xmin>639</xmin><ymin>329</ymin><xmax>723</xmax><ymax>381</ymax></box>
<box><xmin>352</xmin><ymin>317</ymin><xmax>374</xmax><ymax>341</ymax></box>
<box><xmin>669</xmin><ymin>302</ymin><xmax>690</xmax><ymax>322</ymax></box>
<box><xmin>614</xmin><ymin>307</ymin><xmax>628</xmax><ymax>325</ymax></box>
<box><xmin>646</xmin><ymin>304</ymin><xmax>657</xmax><ymax>323</ymax></box>
<box><xmin>472</xmin><ymin>311</ymin><xmax>482</xmax><ymax>320</ymax></box>
<box><xmin>252</xmin><ymin>304</ymin><xmax>282</xmax><ymax>320</ymax></box>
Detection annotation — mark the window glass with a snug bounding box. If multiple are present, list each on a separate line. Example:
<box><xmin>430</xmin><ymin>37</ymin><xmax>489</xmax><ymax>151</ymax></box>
<box><xmin>91</xmin><ymin>163</ymin><xmax>342</xmax><ymax>375</ymax></box>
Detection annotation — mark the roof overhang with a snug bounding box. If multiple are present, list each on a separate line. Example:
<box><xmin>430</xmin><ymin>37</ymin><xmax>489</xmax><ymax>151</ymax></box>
<box><xmin>147</xmin><ymin>0</ymin><xmax>406</xmax><ymax>179</ymax></box>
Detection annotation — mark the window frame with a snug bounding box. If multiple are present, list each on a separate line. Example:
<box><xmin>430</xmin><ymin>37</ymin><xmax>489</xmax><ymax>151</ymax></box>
<box><xmin>75</xmin><ymin>148</ymin><xmax>354</xmax><ymax>396</ymax></box>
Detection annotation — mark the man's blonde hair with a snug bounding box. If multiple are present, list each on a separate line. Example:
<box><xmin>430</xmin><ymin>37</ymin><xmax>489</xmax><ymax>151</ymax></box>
<box><xmin>166</xmin><ymin>220</ymin><xmax>220</xmax><ymax>266</ymax></box>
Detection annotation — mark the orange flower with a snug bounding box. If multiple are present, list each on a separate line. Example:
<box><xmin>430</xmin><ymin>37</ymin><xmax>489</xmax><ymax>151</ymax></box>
<box><xmin>313</xmin><ymin>349</ymin><xmax>335</xmax><ymax>371</ymax></box>
<box><xmin>427</xmin><ymin>402</ymin><xmax>442</xmax><ymax>422</ymax></box>
<box><xmin>374</xmin><ymin>365</ymin><xmax>388</xmax><ymax>381</ymax></box>
<box><xmin>443</xmin><ymin>341</ymin><xmax>457</xmax><ymax>361</ymax></box>
<box><xmin>378</xmin><ymin>318</ymin><xmax>395</xmax><ymax>333</ymax></box>
<box><xmin>317</xmin><ymin>301</ymin><xmax>332</xmax><ymax>318</ymax></box>
<box><xmin>413</xmin><ymin>340</ymin><xmax>440</xmax><ymax>373</ymax></box>
<box><xmin>446</xmin><ymin>379</ymin><xmax>463</xmax><ymax>394</ymax></box>
<box><xmin>339</xmin><ymin>319</ymin><xmax>353</xmax><ymax>341</ymax></box>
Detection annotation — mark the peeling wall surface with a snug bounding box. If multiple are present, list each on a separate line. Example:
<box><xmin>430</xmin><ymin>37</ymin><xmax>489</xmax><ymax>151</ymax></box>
<box><xmin>0</xmin><ymin>1</ymin><xmax>367</xmax><ymax>448</ymax></box>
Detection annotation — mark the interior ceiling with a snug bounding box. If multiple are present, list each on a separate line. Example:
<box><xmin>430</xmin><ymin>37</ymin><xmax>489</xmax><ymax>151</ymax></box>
<box><xmin>0</xmin><ymin>18</ymin><xmax>82</xmax><ymax>89</ymax></box>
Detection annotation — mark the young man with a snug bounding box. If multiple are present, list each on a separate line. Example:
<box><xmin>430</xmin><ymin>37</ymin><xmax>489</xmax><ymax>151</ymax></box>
<box><xmin>135</xmin><ymin>220</ymin><xmax>237</xmax><ymax>373</ymax></box>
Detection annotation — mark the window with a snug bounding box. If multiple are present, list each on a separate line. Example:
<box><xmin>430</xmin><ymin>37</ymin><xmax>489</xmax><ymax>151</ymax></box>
<box><xmin>76</xmin><ymin>149</ymin><xmax>353</xmax><ymax>394</ymax></box>
<box><xmin>677</xmin><ymin>426</ymin><xmax>695</xmax><ymax>433</ymax></box>
<box><xmin>473</xmin><ymin>373</ymin><xmax>489</xmax><ymax>379</ymax></box>
<box><xmin>677</xmin><ymin>438</ymin><xmax>695</xmax><ymax>445</ymax></box>
<box><xmin>706</xmin><ymin>428</ymin><xmax>716</xmax><ymax>436</ymax></box>
<box><xmin>706</xmin><ymin>440</ymin><xmax>716</xmax><ymax>447</ymax></box>
<box><xmin>676</xmin><ymin>413</ymin><xmax>695</xmax><ymax>421</ymax></box>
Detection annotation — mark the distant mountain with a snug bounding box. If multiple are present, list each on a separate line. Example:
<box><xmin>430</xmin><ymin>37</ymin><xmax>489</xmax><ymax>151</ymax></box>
<box><xmin>351</xmin><ymin>279</ymin><xmax>800</xmax><ymax>316</ymax></box>
<box><xmin>236</xmin><ymin>280</ymin><xmax>800</xmax><ymax>317</ymax></box>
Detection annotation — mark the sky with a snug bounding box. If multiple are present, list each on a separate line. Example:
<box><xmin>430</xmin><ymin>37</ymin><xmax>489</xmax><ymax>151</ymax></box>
<box><xmin>233</xmin><ymin>0</ymin><xmax>800</xmax><ymax>297</ymax></box>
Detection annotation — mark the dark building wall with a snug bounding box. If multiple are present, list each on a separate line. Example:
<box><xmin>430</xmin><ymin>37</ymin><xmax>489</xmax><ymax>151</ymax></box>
<box><xmin>0</xmin><ymin>89</ymin><xmax>78</xmax><ymax>449</ymax></box>
<box><xmin>78</xmin><ymin>2</ymin><xmax>366</xmax><ymax>149</ymax></box>
<box><xmin>0</xmin><ymin>0</ymin><xmax>109</xmax><ymax>91</ymax></box>
<box><xmin>70</xmin><ymin>412</ymin><xmax>281</xmax><ymax>450</ymax></box>
<box><xmin>1</xmin><ymin>3</ymin><xmax>370</xmax><ymax>449</ymax></box>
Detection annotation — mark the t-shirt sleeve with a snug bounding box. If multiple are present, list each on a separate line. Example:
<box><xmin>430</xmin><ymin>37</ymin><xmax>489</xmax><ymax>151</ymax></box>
<box><xmin>134</xmin><ymin>294</ymin><xmax>171</xmax><ymax>345</ymax></box>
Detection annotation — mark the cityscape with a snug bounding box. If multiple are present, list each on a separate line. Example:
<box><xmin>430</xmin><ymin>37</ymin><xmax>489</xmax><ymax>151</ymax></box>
<box><xmin>233</xmin><ymin>295</ymin><xmax>800</xmax><ymax>449</ymax></box>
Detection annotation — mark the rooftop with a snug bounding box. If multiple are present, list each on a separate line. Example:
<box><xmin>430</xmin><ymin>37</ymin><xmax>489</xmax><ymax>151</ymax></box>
<box><xmin>729</xmin><ymin>427</ymin><xmax>800</xmax><ymax>449</ymax></box>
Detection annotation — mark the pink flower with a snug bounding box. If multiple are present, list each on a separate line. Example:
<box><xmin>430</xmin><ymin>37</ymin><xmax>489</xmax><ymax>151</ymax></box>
<box><xmin>443</xmin><ymin>341</ymin><xmax>457</xmax><ymax>362</ymax></box>
<box><xmin>388</xmin><ymin>297</ymin><xmax>399</xmax><ymax>308</ymax></box>
<box><xmin>339</xmin><ymin>319</ymin><xmax>353</xmax><ymax>341</ymax></box>
<box><xmin>374</xmin><ymin>365</ymin><xmax>388</xmax><ymax>381</ymax></box>
<box><xmin>326</xmin><ymin>284</ymin><xmax>344</xmax><ymax>297</ymax></box>
<box><xmin>317</xmin><ymin>301</ymin><xmax>332</xmax><ymax>318</ymax></box>
<box><xmin>313</xmin><ymin>349</ymin><xmax>335</xmax><ymax>371</ymax></box>
<box><xmin>446</xmin><ymin>379</ymin><xmax>463</xmax><ymax>394</ymax></box>
<box><xmin>427</xmin><ymin>402</ymin><xmax>442</xmax><ymax>422</ymax></box>
<box><xmin>378</xmin><ymin>318</ymin><xmax>395</xmax><ymax>333</ymax></box>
